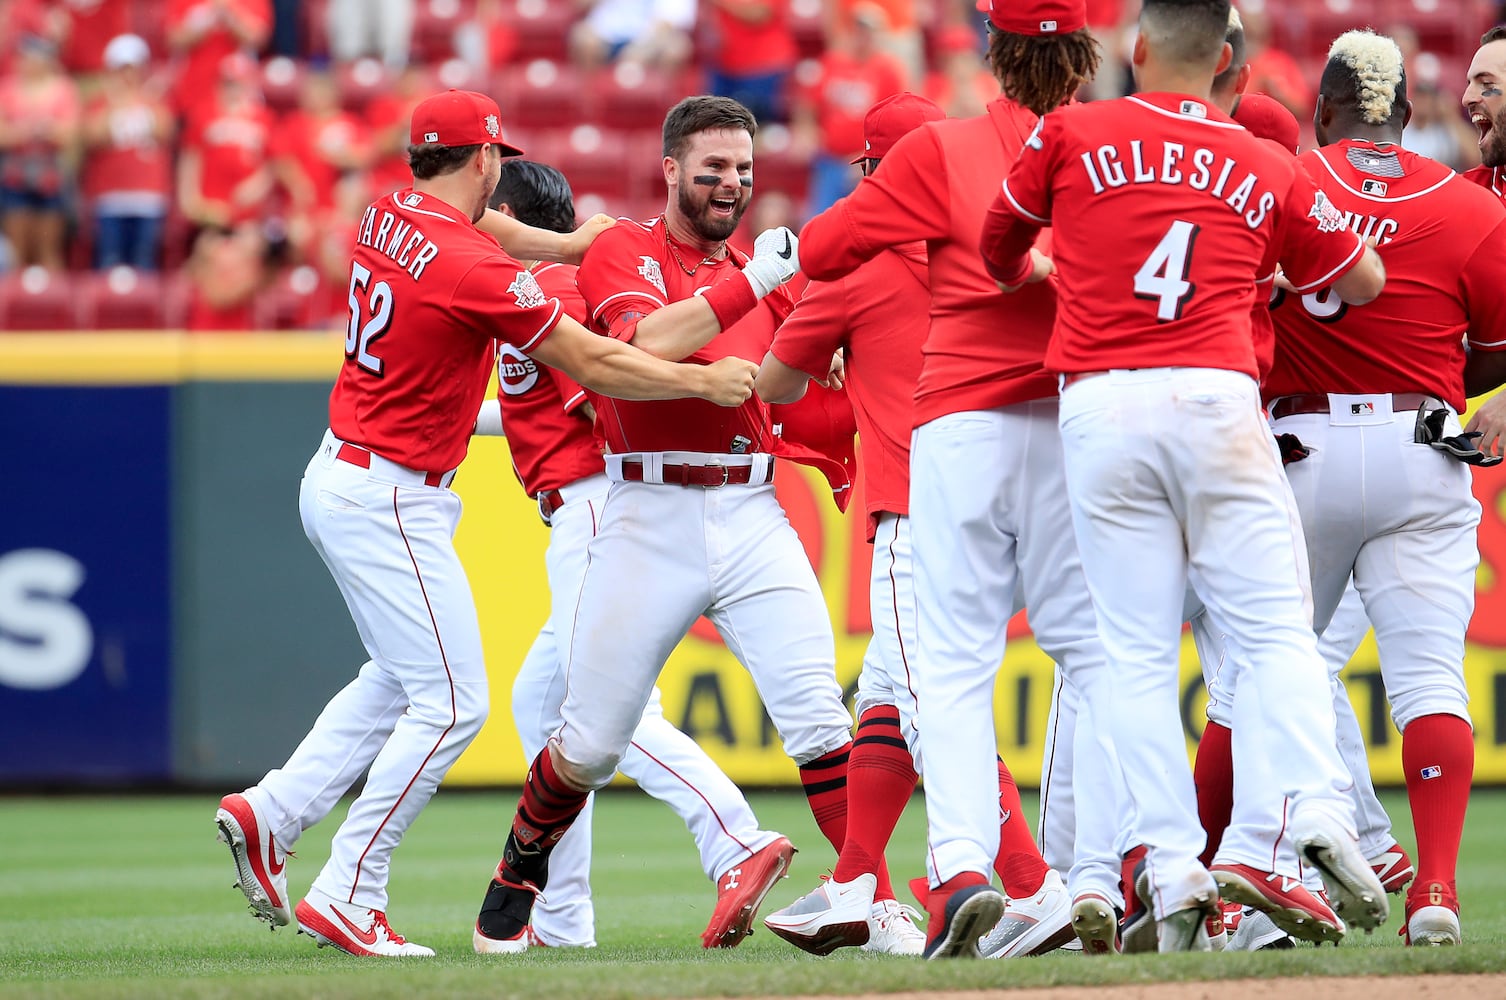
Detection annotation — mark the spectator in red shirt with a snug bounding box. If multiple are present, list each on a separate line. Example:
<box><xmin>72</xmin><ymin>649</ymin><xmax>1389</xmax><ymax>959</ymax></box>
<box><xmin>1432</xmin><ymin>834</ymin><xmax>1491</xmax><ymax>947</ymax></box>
<box><xmin>790</xmin><ymin>6</ymin><xmax>906</xmax><ymax>214</ymax></box>
<box><xmin>923</xmin><ymin>23</ymin><xmax>994</xmax><ymax>119</ymax></box>
<box><xmin>58</xmin><ymin>0</ymin><xmax>131</xmax><ymax>77</ymax></box>
<box><xmin>274</xmin><ymin>69</ymin><xmax>369</xmax><ymax>256</ymax></box>
<box><xmin>0</xmin><ymin>33</ymin><xmax>81</xmax><ymax>272</ymax></box>
<box><xmin>81</xmin><ymin>33</ymin><xmax>175</xmax><ymax>271</ymax></box>
<box><xmin>177</xmin><ymin>53</ymin><xmax>274</xmax><ymax>232</ymax></box>
<box><xmin>704</xmin><ymin>0</ymin><xmax>798</xmax><ymax>124</ymax></box>
<box><xmin>363</xmin><ymin>65</ymin><xmax>429</xmax><ymax>199</ymax></box>
<box><xmin>1240</xmin><ymin>4</ymin><xmax>1311</xmax><ymax>121</ymax></box>
<box><xmin>166</xmin><ymin>0</ymin><xmax>271</xmax><ymax>121</ymax></box>
<box><xmin>185</xmin><ymin>221</ymin><xmax>273</xmax><ymax>330</ymax></box>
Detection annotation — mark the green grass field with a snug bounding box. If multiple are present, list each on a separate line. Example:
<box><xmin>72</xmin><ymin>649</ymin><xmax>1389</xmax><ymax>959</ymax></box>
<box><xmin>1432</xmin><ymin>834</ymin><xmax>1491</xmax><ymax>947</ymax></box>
<box><xmin>2</xmin><ymin>789</ymin><xmax>1503</xmax><ymax>998</ymax></box>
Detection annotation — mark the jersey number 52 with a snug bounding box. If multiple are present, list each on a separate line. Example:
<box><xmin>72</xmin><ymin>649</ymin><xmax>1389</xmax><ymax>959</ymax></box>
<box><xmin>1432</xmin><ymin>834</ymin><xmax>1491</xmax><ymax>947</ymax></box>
<box><xmin>346</xmin><ymin>261</ymin><xmax>395</xmax><ymax>376</ymax></box>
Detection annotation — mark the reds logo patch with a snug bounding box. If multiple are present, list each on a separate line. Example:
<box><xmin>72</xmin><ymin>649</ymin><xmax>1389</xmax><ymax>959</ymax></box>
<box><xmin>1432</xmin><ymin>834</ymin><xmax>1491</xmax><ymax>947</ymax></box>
<box><xmin>485</xmin><ymin>114</ymin><xmax>500</xmax><ymax>138</ymax></box>
<box><xmin>1307</xmin><ymin>190</ymin><xmax>1347</xmax><ymax>233</ymax></box>
<box><xmin>497</xmin><ymin>343</ymin><xmax>540</xmax><ymax>395</ymax></box>
<box><xmin>637</xmin><ymin>255</ymin><xmax>667</xmax><ymax>296</ymax></box>
<box><xmin>508</xmin><ymin>270</ymin><xmax>547</xmax><ymax>309</ymax></box>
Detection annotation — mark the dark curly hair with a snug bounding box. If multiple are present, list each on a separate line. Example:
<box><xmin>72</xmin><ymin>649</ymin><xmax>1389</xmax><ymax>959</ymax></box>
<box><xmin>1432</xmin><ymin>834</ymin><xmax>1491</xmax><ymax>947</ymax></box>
<box><xmin>987</xmin><ymin>27</ymin><xmax>1102</xmax><ymax>116</ymax></box>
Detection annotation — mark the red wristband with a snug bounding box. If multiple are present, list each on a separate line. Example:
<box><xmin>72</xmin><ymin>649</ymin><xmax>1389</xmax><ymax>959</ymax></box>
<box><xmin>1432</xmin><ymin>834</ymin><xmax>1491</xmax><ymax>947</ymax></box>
<box><xmin>702</xmin><ymin>273</ymin><xmax>759</xmax><ymax>330</ymax></box>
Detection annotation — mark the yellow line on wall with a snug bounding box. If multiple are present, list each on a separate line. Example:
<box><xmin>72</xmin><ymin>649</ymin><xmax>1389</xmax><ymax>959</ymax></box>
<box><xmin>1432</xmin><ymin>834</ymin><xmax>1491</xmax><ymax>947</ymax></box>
<box><xmin>0</xmin><ymin>332</ymin><xmax>347</xmax><ymax>384</ymax></box>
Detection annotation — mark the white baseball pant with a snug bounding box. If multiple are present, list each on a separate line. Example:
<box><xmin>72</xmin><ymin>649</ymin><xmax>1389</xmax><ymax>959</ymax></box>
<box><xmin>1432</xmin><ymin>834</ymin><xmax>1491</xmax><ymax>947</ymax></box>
<box><xmin>511</xmin><ymin>473</ymin><xmax>784</xmax><ymax>946</ymax></box>
<box><xmin>555</xmin><ymin>473</ymin><xmax>852</xmax><ymax>789</ymax></box>
<box><xmin>1059</xmin><ymin>369</ymin><xmax>1358</xmax><ymax>919</ymax></box>
<box><xmin>253</xmin><ymin>430</ymin><xmax>487</xmax><ymax>912</ymax></box>
<box><xmin>910</xmin><ymin>401</ymin><xmax>1119</xmax><ymax>902</ymax></box>
<box><xmin>1276</xmin><ymin>398</ymin><xmax>1478</xmax><ymax>732</ymax></box>
<box><xmin>852</xmin><ymin>512</ymin><xmax>922</xmax><ymax>762</ymax></box>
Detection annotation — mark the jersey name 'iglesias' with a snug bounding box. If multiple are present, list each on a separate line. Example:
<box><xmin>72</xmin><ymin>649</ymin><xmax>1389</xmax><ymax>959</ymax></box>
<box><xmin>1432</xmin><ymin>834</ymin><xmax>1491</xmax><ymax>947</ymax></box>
<box><xmin>1075</xmin><ymin>136</ymin><xmax>1277</xmax><ymax>230</ymax></box>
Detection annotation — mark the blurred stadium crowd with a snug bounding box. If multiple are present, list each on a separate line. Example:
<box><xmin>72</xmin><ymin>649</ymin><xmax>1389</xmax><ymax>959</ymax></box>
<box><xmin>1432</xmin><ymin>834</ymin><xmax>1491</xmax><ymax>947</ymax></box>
<box><xmin>0</xmin><ymin>0</ymin><xmax>1499</xmax><ymax>331</ymax></box>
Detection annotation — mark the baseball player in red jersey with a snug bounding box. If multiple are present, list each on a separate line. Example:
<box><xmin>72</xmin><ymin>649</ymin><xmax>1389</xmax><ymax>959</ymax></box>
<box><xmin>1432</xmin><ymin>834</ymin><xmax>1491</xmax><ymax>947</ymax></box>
<box><xmin>472</xmin><ymin>95</ymin><xmax>858</xmax><ymax>953</ymax></box>
<box><xmin>1264</xmin><ymin>29</ymin><xmax>1506</xmax><ymax>946</ymax></box>
<box><xmin>1462</xmin><ymin>26</ymin><xmax>1506</xmax><ymax>203</ymax></box>
<box><xmin>472</xmin><ymin>159</ymin><xmax>793</xmax><ymax>953</ymax></box>
<box><xmin>212</xmin><ymin>89</ymin><xmax>759</xmax><ymax>957</ymax></box>
<box><xmin>981</xmin><ymin>0</ymin><xmax>1391</xmax><ymax>950</ymax></box>
<box><xmin>755</xmin><ymin>93</ymin><xmax>940</xmax><ymax>959</ymax></box>
<box><xmin>800</xmin><ymin>1</ymin><xmax>1106</xmax><ymax>959</ymax></box>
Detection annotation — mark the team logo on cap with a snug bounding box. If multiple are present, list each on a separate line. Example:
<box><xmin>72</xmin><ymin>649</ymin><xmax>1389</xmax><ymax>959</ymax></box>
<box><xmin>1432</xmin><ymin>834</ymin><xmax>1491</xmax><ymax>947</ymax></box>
<box><xmin>1040</xmin><ymin>19</ymin><xmax>1057</xmax><ymax>31</ymax></box>
<box><xmin>1307</xmin><ymin>190</ymin><xmax>1347</xmax><ymax>233</ymax></box>
<box><xmin>485</xmin><ymin>114</ymin><xmax>500</xmax><ymax>138</ymax></box>
<box><xmin>423</xmin><ymin>131</ymin><xmax>439</xmax><ymax>142</ymax></box>
<box><xmin>508</xmin><ymin>270</ymin><xmax>547</xmax><ymax>309</ymax></box>
<box><xmin>637</xmin><ymin>255</ymin><xmax>666</xmax><ymax>296</ymax></box>
<box><xmin>1361</xmin><ymin>179</ymin><xmax>1389</xmax><ymax>196</ymax></box>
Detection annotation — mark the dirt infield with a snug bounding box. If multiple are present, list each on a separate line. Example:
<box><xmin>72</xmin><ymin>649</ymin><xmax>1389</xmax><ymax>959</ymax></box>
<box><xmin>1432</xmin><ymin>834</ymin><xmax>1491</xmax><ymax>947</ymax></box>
<box><xmin>786</xmin><ymin>974</ymin><xmax>1506</xmax><ymax>1000</ymax></box>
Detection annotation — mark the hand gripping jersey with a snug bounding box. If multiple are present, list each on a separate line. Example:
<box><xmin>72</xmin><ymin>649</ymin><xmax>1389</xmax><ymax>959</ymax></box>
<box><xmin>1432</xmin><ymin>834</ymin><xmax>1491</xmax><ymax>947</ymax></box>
<box><xmin>1265</xmin><ymin>140</ymin><xmax>1506</xmax><ymax>413</ymax></box>
<box><xmin>493</xmin><ymin>261</ymin><xmax>604</xmax><ymax>495</ymax></box>
<box><xmin>769</xmin><ymin>242</ymin><xmax>929</xmax><ymax>538</ymax></box>
<box><xmin>576</xmin><ymin>215</ymin><xmax>854</xmax><ymax>505</ymax></box>
<box><xmin>330</xmin><ymin>188</ymin><xmax>563</xmax><ymax>473</ymax></box>
<box><xmin>981</xmin><ymin>93</ymin><xmax>1366</xmax><ymax>377</ymax></box>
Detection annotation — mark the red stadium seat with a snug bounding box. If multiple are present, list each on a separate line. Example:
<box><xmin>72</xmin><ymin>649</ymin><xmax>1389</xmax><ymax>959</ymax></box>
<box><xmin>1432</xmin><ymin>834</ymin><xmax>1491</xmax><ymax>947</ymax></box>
<box><xmin>595</xmin><ymin>63</ymin><xmax>678</xmax><ymax>131</ymax></box>
<box><xmin>523</xmin><ymin>126</ymin><xmax>635</xmax><ymax>199</ymax></box>
<box><xmin>493</xmin><ymin>60</ymin><xmax>595</xmax><ymax>129</ymax></box>
<box><xmin>336</xmin><ymin>58</ymin><xmax>392</xmax><ymax>113</ymax></box>
<box><xmin>80</xmin><ymin>269</ymin><xmax>169</xmax><ymax>330</ymax></box>
<box><xmin>411</xmin><ymin>0</ymin><xmax>475</xmax><ymax>64</ymax></box>
<box><xmin>0</xmin><ymin>269</ymin><xmax>81</xmax><ymax>331</ymax></box>
<box><xmin>507</xmin><ymin>0</ymin><xmax>573</xmax><ymax>63</ymax></box>
<box><xmin>261</xmin><ymin>56</ymin><xmax>307</xmax><ymax>114</ymax></box>
<box><xmin>750</xmin><ymin>125</ymin><xmax>811</xmax><ymax>203</ymax></box>
<box><xmin>789</xmin><ymin>0</ymin><xmax>827</xmax><ymax>61</ymax></box>
<box><xmin>254</xmin><ymin>266</ymin><xmax>324</xmax><ymax>331</ymax></box>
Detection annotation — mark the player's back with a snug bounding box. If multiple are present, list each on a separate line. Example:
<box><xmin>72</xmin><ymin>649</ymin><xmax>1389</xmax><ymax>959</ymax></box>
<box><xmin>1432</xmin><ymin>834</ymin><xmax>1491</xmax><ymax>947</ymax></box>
<box><xmin>332</xmin><ymin>189</ymin><xmax>561</xmax><ymax>473</ymax></box>
<box><xmin>1020</xmin><ymin>94</ymin><xmax>1307</xmax><ymax>377</ymax></box>
<box><xmin>1267</xmin><ymin>142</ymin><xmax>1506</xmax><ymax>412</ymax></box>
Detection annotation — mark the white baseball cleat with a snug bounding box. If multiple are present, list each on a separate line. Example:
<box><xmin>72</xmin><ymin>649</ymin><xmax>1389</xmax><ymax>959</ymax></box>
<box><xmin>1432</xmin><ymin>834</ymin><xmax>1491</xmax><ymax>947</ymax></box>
<box><xmin>980</xmin><ymin>869</ymin><xmax>1075</xmax><ymax>958</ymax></box>
<box><xmin>215</xmin><ymin>789</ymin><xmax>291</xmax><ymax>927</ymax></box>
<box><xmin>1070</xmin><ymin>891</ymin><xmax>1121</xmax><ymax>955</ymax></box>
<box><xmin>1227</xmin><ymin>906</ymin><xmax>1297</xmax><ymax>951</ymax></box>
<box><xmin>861</xmin><ymin>898</ymin><xmax>926</xmax><ymax>955</ymax></box>
<box><xmin>1157</xmin><ymin>890</ymin><xmax>1218</xmax><ymax>953</ymax></box>
<box><xmin>1406</xmin><ymin>904</ymin><xmax>1462</xmax><ymax>946</ymax></box>
<box><xmin>295</xmin><ymin>888</ymin><xmax>435</xmax><ymax>957</ymax></box>
<box><xmin>762</xmin><ymin>872</ymin><xmax>876</xmax><ymax>955</ymax></box>
<box><xmin>1292</xmin><ymin>813</ymin><xmax>1389</xmax><ymax>932</ymax></box>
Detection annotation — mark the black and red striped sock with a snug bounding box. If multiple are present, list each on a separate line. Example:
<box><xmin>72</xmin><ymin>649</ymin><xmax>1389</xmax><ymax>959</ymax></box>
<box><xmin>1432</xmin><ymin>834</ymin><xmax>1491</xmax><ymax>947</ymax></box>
<box><xmin>832</xmin><ymin>706</ymin><xmax>917</xmax><ymax>900</ymax></box>
<box><xmin>501</xmin><ymin>746</ymin><xmax>589</xmax><ymax>887</ymax></box>
<box><xmin>1194</xmin><ymin>721</ymin><xmax>1234</xmax><ymax>867</ymax></box>
<box><xmin>799</xmin><ymin>742</ymin><xmax>852</xmax><ymax>858</ymax></box>
<box><xmin>993</xmin><ymin>755</ymin><xmax>1047</xmax><ymax>899</ymax></box>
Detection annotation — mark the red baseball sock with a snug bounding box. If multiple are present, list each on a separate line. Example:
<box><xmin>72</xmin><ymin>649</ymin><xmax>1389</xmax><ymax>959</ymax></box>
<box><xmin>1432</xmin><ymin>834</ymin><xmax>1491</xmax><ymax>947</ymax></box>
<box><xmin>832</xmin><ymin>706</ymin><xmax>917</xmax><ymax>901</ymax></box>
<box><xmin>799</xmin><ymin>742</ymin><xmax>852</xmax><ymax>857</ymax></box>
<box><xmin>1402</xmin><ymin>713</ymin><xmax>1474</xmax><ymax>898</ymax></box>
<box><xmin>504</xmin><ymin>746</ymin><xmax>589</xmax><ymax>884</ymax></box>
<box><xmin>1194</xmin><ymin>721</ymin><xmax>1234</xmax><ymax>867</ymax></box>
<box><xmin>993</xmin><ymin>756</ymin><xmax>1047</xmax><ymax>898</ymax></box>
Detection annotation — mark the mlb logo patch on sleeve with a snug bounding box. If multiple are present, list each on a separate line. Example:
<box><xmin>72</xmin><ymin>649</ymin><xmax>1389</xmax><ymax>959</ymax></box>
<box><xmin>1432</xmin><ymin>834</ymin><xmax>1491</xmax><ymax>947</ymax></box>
<box><xmin>1420</xmin><ymin>765</ymin><xmax>1443</xmax><ymax>779</ymax></box>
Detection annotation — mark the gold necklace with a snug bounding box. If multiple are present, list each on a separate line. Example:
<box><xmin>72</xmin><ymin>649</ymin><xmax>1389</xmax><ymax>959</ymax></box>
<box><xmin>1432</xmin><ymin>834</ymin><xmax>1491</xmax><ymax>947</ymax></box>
<box><xmin>665</xmin><ymin>229</ymin><xmax>726</xmax><ymax>276</ymax></box>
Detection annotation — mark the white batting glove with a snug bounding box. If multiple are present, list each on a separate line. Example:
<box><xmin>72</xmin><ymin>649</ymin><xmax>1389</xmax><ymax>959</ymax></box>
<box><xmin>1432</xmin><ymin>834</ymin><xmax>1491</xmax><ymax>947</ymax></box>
<box><xmin>743</xmin><ymin>226</ymin><xmax>800</xmax><ymax>299</ymax></box>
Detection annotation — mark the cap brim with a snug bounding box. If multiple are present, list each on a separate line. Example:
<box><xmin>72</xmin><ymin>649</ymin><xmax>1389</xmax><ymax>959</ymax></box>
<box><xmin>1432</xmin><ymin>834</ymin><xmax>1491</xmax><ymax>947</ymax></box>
<box><xmin>497</xmin><ymin>140</ymin><xmax>527</xmax><ymax>158</ymax></box>
<box><xmin>849</xmin><ymin>152</ymin><xmax>869</xmax><ymax>164</ymax></box>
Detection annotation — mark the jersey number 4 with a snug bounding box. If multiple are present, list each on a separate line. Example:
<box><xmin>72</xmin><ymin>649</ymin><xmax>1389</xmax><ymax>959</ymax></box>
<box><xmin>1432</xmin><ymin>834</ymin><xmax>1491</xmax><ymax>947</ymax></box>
<box><xmin>1134</xmin><ymin>220</ymin><xmax>1200</xmax><ymax>322</ymax></box>
<box><xmin>346</xmin><ymin>261</ymin><xmax>394</xmax><ymax>376</ymax></box>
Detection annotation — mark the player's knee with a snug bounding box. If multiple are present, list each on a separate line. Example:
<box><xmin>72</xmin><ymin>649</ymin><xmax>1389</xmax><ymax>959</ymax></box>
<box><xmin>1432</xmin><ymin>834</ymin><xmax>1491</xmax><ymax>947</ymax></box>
<box><xmin>552</xmin><ymin>744</ymin><xmax>619</xmax><ymax>791</ymax></box>
<box><xmin>450</xmin><ymin>684</ymin><xmax>490</xmax><ymax>741</ymax></box>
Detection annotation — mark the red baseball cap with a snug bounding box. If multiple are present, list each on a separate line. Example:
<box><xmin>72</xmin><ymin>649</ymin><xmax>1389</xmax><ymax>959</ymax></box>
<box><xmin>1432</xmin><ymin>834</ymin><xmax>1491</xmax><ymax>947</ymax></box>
<box><xmin>1234</xmin><ymin>93</ymin><xmax>1300</xmax><ymax>155</ymax></box>
<box><xmin>975</xmin><ymin>0</ymin><xmax>1086</xmax><ymax>35</ymax></box>
<box><xmin>851</xmin><ymin>92</ymin><xmax>946</xmax><ymax>163</ymax></box>
<box><xmin>410</xmin><ymin>89</ymin><xmax>525</xmax><ymax>155</ymax></box>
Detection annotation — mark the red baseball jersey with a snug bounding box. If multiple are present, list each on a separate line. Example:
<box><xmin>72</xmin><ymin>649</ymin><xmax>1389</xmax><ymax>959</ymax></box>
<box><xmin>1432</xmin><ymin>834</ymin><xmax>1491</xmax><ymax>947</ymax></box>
<box><xmin>575</xmin><ymin>216</ymin><xmax>795</xmax><ymax>455</ymax></box>
<box><xmin>982</xmin><ymin>93</ymin><xmax>1366</xmax><ymax>378</ymax></box>
<box><xmin>769</xmin><ymin>243</ymin><xmax>927</xmax><ymax>538</ymax></box>
<box><xmin>329</xmin><ymin>189</ymin><xmax>564</xmax><ymax>473</ymax></box>
<box><xmin>494</xmin><ymin>261</ymin><xmax>603</xmax><ymax>496</ymax></box>
<box><xmin>800</xmin><ymin>98</ymin><xmax>1059</xmax><ymax>427</ymax></box>
<box><xmin>1463</xmin><ymin>164</ymin><xmax>1506</xmax><ymax>204</ymax></box>
<box><xmin>1264</xmin><ymin>140</ymin><xmax>1506</xmax><ymax>413</ymax></box>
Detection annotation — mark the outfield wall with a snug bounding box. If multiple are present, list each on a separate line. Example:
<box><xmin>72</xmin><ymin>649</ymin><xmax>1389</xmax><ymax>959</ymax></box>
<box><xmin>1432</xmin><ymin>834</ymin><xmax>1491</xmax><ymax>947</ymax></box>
<box><xmin>4</xmin><ymin>332</ymin><xmax>1506</xmax><ymax>788</ymax></box>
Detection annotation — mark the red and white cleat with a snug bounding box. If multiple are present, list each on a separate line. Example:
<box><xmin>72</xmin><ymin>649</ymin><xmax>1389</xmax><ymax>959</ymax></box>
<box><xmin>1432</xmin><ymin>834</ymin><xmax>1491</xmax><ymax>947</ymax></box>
<box><xmin>215</xmin><ymin>790</ymin><xmax>291</xmax><ymax>928</ymax></box>
<box><xmin>1369</xmin><ymin>842</ymin><xmax>1416</xmax><ymax>896</ymax></box>
<box><xmin>295</xmin><ymin>888</ymin><xmax>434</xmax><ymax>957</ymax></box>
<box><xmin>702</xmin><ymin>836</ymin><xmax>795</xmax><ymax>948</ymax></box>
<box><xmin>1210</xmin><ymin>862</ymin><xmax>1345</xmax><ymax>945</ymax></box>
